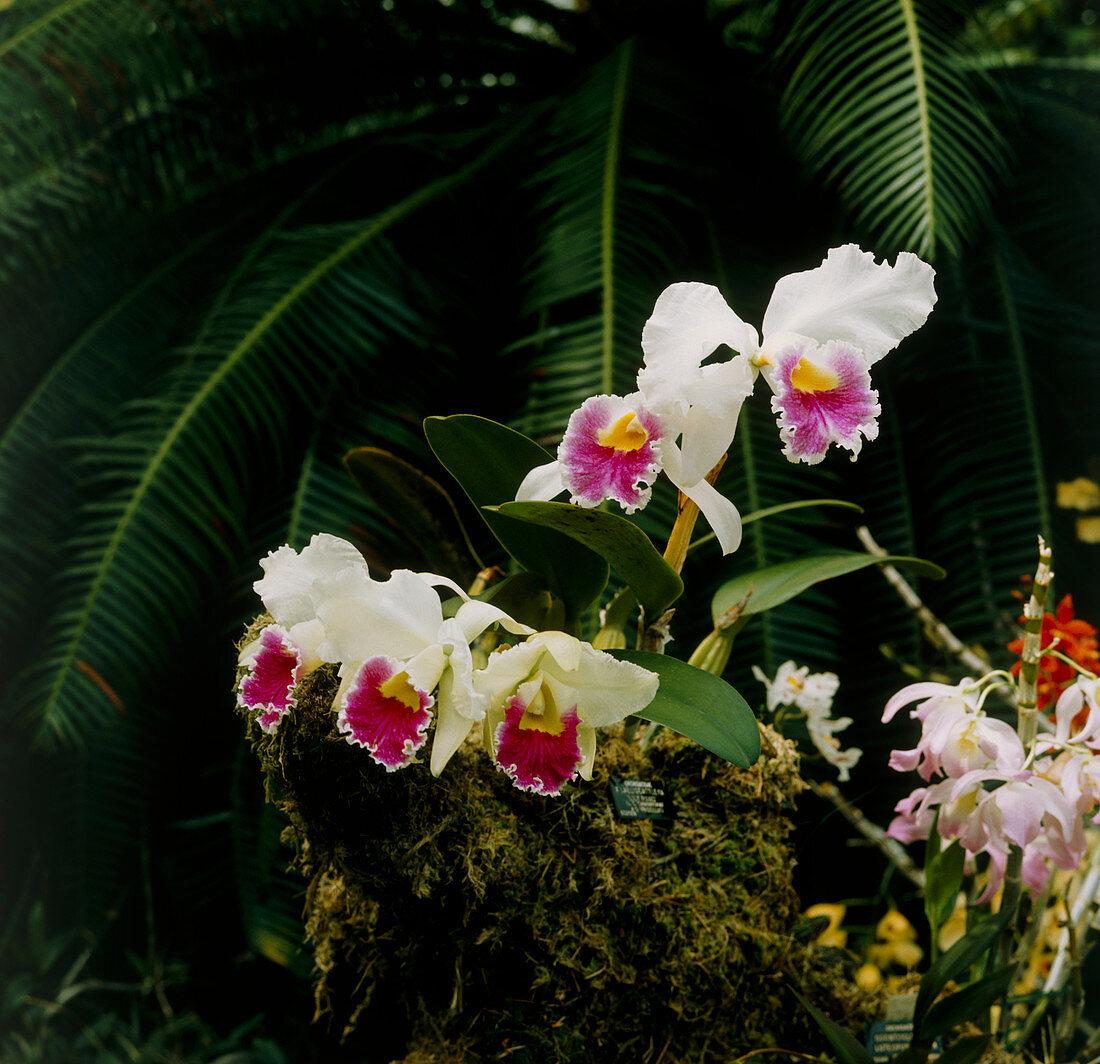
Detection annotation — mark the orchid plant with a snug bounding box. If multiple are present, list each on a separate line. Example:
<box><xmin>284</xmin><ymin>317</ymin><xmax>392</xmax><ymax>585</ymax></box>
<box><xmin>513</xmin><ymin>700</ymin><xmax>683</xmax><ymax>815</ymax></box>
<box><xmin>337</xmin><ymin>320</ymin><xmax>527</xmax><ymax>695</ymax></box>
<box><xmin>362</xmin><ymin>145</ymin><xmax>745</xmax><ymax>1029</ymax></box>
<box><xmin>237</xmin><ymin>244</ymin><xmax>940</xmax><ymax>800</ymax></box>
<box><xmin>799</xmin><ymin>540</ymin><xmax>1100</xmax><ymax>1064</ymax></box>
<box><xmin>238</xmin><ymin>246</ymin><xmax>1100</xmax><ymax>1057</ymax></box>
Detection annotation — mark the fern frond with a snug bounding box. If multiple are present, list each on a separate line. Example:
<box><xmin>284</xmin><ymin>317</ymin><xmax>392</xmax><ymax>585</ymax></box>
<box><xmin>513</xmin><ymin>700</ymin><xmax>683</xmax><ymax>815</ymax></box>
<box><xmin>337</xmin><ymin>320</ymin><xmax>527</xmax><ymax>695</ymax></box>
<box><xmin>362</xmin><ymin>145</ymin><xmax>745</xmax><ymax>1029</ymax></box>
<box><xmin>6</xmin><ymin>148</ymin><xmax>516</xmax><ymax>746</ymax></box>
<box><xmin>512</xmin><ymin>40</ymin><xmax>688</xmax><ymax>443</ymax></box>
<box><xmin>778</xmin><ymin>0</ymin><xmax>1009</xmax><ymax>260</ymax></box>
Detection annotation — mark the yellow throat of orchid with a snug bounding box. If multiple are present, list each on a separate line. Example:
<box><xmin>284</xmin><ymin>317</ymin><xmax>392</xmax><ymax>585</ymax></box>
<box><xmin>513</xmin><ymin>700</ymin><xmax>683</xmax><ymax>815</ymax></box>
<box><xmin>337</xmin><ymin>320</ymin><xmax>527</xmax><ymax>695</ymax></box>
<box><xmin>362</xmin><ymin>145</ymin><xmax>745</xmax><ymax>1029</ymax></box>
<box><xmin>378</xmin><ymin>670</ymin><xmax>421</xmax><ymax>712</ymax></box>
<box><xmin>598</xmin><ymin>411</ymin><xmax>648</xmax><ymax>452</ymax></box>
<box><xmin>517</xmin><ymin>680</ymin><xmax>566</xmax><ymax>735</ymax></box>
<box><xmin>790</xmin><ymin>356</ymin><xmax>840</xmax><ymax>394</ymax></box>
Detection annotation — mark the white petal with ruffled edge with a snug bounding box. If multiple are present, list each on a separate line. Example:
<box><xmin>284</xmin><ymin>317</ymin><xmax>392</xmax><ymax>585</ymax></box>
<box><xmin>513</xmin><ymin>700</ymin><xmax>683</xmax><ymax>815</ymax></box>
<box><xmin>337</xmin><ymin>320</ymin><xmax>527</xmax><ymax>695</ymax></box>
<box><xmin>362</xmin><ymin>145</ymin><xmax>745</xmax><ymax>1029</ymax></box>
<box><xmin>254</xmin><ymin>533</ymin><xmax>368</xmax><ymax>628</ymax></box>
<box><xmin>760</xmin><ymin>244</ymin><xmax>936</xmax><ymax>366</ymax></box>
<box><xmin>337</xmin><ymin>655</ymin><xmax>436</xmax><ymax>770</ymax></box>
<box><xmin>639</xmin><ymin>282</ymin><xmax>759</xmax><ymax>409</ymax></box>
<box><xmin>768</xmin><ymin>340</ymin><xmax>881</xmax><ymax>464</ymax></box>
<box><xmin>313</xmin><ymin>567</ymin><xmax>445</xmax><ymax>664</ymax></box>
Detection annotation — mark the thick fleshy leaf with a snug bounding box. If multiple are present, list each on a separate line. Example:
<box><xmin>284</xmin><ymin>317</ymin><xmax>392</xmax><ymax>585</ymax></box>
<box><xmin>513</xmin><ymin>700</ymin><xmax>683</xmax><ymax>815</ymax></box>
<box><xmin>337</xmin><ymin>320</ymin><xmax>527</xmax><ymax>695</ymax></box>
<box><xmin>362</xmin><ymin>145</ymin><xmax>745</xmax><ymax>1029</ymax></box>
<box><xmin>344</xmin><ymin>447</ymin><xmax>482</xmax><ymax>582</ymax></box>
<box><xmin>711</xmin><ymin>551</ymin><xmax>945</xmax><ymax>623</ymax></box>
<box><xmin>793</xmin><ymin>991</ymin><xmax>874</xmax><ymax>1064</ymax></box>
<box><xmin>918</xmin><ymin>965</ymin><xmax>1016</xmax><ymax>1045</ymax></box>
<box><xmin>612</xmin><ymin>650</ymin><xmax>759</xmax><ymax>768</ymax></box>
<box><xmin>424</xmin><ymin>415</ymin><xmax>608</xmax><ymax>624</ymax></box>
<box><xmin>496</xmin><ymin>500</ymin><xmax>683</xmax><ymax>619</ymax></box>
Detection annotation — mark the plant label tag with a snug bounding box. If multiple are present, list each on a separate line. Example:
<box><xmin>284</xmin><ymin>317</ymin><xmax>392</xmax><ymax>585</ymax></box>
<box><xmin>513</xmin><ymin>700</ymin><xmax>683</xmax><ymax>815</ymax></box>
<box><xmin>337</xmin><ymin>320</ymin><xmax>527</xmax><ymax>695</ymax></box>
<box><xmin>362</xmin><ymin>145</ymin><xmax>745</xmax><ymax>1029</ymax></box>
<box><xmin>609</xmin><ymin>778</ymin><xmax>672</xmax><ymax>821</ymax></box>
<box><xmin>865</xmin><ymin>1020</ymin><xmax>942</xmax><ymax>1062</ymax></box>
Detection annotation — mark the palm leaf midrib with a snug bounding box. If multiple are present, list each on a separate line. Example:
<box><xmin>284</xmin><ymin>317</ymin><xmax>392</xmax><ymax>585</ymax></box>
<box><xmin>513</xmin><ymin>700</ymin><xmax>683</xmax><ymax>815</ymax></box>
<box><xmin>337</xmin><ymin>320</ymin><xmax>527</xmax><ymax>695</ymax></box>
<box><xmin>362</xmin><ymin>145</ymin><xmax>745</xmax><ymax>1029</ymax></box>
<box><xmin>33</xmin><ymin>140</ymin><xmax>520</xmax><ymax>739</ymax></box>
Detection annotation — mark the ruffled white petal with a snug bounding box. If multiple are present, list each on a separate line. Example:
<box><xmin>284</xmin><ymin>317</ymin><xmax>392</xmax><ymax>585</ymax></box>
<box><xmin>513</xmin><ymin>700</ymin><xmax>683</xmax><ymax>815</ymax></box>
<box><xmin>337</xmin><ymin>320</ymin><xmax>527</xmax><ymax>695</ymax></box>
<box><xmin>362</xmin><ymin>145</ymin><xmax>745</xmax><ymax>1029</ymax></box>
<box><xmin>537</xmin><ymin>639</ymin><xmax>659</xmax><ymax>728</ymax></box>
<box><xmin>760</xmin><ymin>245</ymin><xmax>937</xmax><ymax>365</ymax></box>
<box><xmin>639</xmin><ymin>282</ymin><xmax>760</xmax><ymax>409</ymax></box>
<box><xmin>313</xmin><ymin>567</ymin><xmax>444</xmax><ymax>663</ymax></box>
<box><xmin>254</xmin><ymin>533</ymin><xmax>367</xmax><ymax>628</ymax></box>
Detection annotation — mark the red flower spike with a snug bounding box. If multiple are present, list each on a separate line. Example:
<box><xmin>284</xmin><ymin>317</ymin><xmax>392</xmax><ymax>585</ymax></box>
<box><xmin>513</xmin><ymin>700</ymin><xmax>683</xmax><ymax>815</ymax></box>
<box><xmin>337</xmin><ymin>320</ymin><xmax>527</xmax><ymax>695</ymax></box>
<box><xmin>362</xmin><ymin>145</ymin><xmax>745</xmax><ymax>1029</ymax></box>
<box><xmin>1008</xmin><ymin>594</ymin><xmax>1100</xmax><ymax>713</ymax></box>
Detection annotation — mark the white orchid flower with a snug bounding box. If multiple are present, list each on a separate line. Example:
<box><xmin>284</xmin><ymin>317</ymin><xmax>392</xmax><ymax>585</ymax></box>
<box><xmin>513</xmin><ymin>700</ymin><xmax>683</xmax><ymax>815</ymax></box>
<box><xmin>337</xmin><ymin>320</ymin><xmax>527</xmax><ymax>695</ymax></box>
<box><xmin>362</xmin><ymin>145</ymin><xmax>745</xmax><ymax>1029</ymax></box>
<box><xmin>516</xmin><ymin>358</ymin><xmax>754</xmax><ymax>555</ymax></box>
<box><xmin>238</xmin><ymin>533</ymin><xmax>532</xmax><ymax>771</ymax></box>
<box><xmin>473</xmin><ymin>631</ymin><xmax>659</xmax><ymax>796</ymax></box>
<box><xmin>312</xmin><ymin>565</ymin><xmax>532</xmax><ymax>773</ymax></box>
<box><xmin>237</xmin><ymin>533</ymin><xmax>370</xmax><ymax>733</ymax></box>
<box><xmin>518</xmin><ymin>245</ymin><xmax>934</xmax><ymax>556</ymax></box>
<box><xmin>650</xmin><ymin>245</ymin><xmax>936</xmax><ymax>465</ymax></box>
<box><xmin>753</xmin><ymin>660</ymin><xmax>859</xmax><ymax>781</ymax></box>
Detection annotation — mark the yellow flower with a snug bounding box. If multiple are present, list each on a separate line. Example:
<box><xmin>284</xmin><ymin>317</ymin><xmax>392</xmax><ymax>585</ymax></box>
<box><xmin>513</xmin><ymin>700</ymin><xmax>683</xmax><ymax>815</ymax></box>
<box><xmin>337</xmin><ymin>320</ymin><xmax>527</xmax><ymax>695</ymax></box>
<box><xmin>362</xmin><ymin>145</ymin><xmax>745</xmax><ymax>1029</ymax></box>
<box><xmin>1076</xmin><ymin>517</ymin><xmax>1100</xmax><ymax>544</ymax></box>
<box><xmin>875</xmin><ymin>910</ymin><xmax>917</xmax><ymax>942</ymax></box>
<box><xmin>804</xmin><ymin>903</ymin><xmax>848</xmax><ymax>948</ymax></box>
<box><xmin>937</xmin><ymin>894</ymin><xmax>968</xmax><ymax>953</ymax></box>
<box><xmin>1057</xmin><ymin>477</ymin><xmax>1100</xmax><ymax>511</ymax></box>
<box><xmin>855</xmin><ymin>963</ymin><xmax>883</xmax><ymax>992</ymax></box>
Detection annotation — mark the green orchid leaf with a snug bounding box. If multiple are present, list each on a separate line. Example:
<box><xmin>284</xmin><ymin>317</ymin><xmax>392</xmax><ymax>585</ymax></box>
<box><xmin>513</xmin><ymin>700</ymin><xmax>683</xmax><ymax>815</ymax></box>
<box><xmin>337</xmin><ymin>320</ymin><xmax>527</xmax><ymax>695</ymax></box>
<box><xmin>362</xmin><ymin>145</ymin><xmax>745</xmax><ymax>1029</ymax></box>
<box><xmin>344</xmin><ymin>446</ymin><xmax>483</xmax><ymax>582</ymax></box>
<box><xmin>496</xmin><ymin>500</ymin><xmax>683</xmax><ymax>618</ymax></box>
<box><xmin>612</xmin><ymin>651</ymin><xmax>759</xmax><ymax>768</ymax></box>
<box><xmin>924</xmin><ymin>830</ymin><xmax>965</xmax><ymax>954</ymax></box>
<box><xmin>913</xmin><ymin>907</ymin><xmax>1014</xmax><ymax>1028</ymax></box>
<box><xmin>792</xmin><ymin>990</ymin><xmax>874</xmax><ymax>1064</ymax></box>
<box><xmin>740</xmin><ymin>497</ymin><xmax>864</xmax><ymax>526</ymax></box>
<box><xmin>424</xmin><ymin>415</ymin><xmax>608</xmax><ymax>623</ymax></box>
<box><xmin>711</xmin><ymin>551</ymin><xmax>946</xmax><ymax>624</ymax></box>
<box><xmin>918</xmin><ymin>966</ymin><xmax>1015</xmax><ymax>1045</ymax></box>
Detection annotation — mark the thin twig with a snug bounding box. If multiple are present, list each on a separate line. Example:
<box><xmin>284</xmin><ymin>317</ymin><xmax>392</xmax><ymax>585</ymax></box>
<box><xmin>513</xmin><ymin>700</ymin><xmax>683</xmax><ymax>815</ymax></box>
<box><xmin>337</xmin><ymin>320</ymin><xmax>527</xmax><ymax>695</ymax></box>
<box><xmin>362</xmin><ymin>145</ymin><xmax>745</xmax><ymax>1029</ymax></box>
<box><xmin>808</xmin><ymin>780</ymin><xmax>924</xmax><ymax>889</ymax></box>
<box><xmin>856</xmin><ymin>526</ymin><xmax>991</xmax><ymax>677</ymax></box>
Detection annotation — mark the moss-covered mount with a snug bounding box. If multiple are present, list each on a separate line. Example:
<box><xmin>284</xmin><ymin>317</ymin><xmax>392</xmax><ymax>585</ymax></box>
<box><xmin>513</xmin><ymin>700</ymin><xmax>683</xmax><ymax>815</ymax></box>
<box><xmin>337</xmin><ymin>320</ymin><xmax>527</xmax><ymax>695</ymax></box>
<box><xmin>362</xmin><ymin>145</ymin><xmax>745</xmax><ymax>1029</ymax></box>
<box><xmin>238</xmin><ymin>623</ymin><xmax>869</xmax><ymax>1062</ymax></box>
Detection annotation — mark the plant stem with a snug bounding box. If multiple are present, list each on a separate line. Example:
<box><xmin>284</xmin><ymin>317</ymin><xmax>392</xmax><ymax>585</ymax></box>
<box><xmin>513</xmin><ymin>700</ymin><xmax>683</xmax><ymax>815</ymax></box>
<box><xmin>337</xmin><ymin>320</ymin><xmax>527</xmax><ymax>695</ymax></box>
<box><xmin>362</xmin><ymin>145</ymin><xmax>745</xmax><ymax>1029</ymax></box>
<box><xmin>661</xmin><ymin>457</ymin><xmax>726</xmax><ymax>577</ymax></box>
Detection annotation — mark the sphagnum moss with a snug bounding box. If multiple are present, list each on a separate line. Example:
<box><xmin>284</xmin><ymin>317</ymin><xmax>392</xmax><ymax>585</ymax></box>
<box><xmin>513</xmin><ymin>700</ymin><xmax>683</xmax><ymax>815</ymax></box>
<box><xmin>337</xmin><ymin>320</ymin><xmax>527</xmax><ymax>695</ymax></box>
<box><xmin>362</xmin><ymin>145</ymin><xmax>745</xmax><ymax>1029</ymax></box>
<box><xmin>236</xmin><ymin>617</ymin><xmax>872</xmax><ymax>1061</ymax></box>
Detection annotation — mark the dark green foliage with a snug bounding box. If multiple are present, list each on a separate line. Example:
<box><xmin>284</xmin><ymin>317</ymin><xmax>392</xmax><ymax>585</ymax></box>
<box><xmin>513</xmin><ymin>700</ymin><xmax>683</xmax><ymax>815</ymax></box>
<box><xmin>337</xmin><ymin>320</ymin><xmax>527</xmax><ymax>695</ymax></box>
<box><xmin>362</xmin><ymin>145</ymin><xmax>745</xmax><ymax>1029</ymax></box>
<box><xmin>1</xmin><ymin>0</ymin><xmax>1096</xmax><ymax>1053</ymax></box>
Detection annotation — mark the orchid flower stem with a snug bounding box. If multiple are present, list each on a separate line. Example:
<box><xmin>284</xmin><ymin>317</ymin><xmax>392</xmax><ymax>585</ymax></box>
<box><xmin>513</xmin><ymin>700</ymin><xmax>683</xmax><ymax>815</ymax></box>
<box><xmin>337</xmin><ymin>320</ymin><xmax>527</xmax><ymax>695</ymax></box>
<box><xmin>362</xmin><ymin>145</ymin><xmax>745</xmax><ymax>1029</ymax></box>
<box><xmin>662</xmin><ymin>456</ymin><xmax>727</xmax><ymax>577</ymax></box>
<box><xmin>998</xmin><ymin>538</ymin><xmax>1056</xmax><ymax>1038</ymax></box>
<box><xmin>1018</xmin><ymin>535</ymin><xmax>1053</xmax><ymax>748</ymax></box>
<box><xmin>995</xmin><ymin>847</ymin><xmax>1026</xmax><ymax>1038</ymax></box>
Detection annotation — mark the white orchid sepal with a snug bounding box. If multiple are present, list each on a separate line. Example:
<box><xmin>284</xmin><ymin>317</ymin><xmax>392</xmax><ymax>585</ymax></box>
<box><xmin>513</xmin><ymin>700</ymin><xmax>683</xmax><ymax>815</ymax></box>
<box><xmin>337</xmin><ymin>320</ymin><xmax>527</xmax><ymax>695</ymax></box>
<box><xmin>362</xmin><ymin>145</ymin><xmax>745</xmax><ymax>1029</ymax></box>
<box><xmin>474</xmin><ymin>632</ymin><xmax>658</xmax><ymax>795</ymax></box>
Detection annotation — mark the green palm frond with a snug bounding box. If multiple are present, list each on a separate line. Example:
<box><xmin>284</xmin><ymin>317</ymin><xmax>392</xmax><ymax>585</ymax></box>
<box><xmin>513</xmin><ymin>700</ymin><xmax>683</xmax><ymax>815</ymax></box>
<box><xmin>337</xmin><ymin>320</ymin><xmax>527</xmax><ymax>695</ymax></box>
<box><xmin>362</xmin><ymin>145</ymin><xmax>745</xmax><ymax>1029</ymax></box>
<box><xmin>0</xmin><ymin>222</ymin><xmax>248</xmax><ymax>702</ymax></box>
<box><xmin>512</xmin><ymin>40</ymin><xmax>689</xmax><ymax>444</ymax></box>
<box><xmin>5</xmin><ymin>118</ymin><xmax>531</xmax><ymax>750</ymax></box>
<box><xmin>7</xmin><ymin>220</ymin><xmax>422</xmax><ymax>748</ymax></box>
<box><xmin>0</xmin><ymin>0</ymin><xmax>556</xmax><ymax>288</ymax></box>
<box><xmin>778</xmin><ymin>0</ymin><xmax>1009</xmax><ymax>260</ymax></box>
